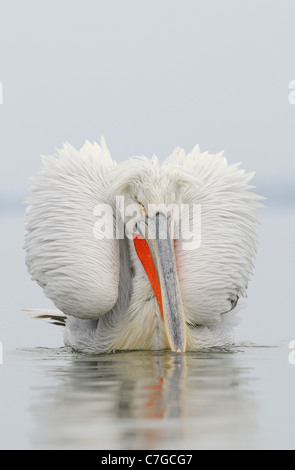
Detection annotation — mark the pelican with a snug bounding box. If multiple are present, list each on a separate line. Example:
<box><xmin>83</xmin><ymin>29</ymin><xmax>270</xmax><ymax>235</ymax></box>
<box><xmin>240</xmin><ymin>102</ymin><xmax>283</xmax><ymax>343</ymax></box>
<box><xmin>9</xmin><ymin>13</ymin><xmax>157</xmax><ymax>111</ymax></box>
<box><xmin>24</xmin><ymin>137</ymin><xmax>261</xmax><ymax>353</ymax></box>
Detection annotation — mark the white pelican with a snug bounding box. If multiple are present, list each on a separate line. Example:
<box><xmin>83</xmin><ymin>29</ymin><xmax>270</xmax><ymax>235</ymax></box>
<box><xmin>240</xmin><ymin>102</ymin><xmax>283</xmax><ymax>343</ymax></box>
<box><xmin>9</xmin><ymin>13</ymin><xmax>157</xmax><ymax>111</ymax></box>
<box><xmin>25</xmin><ymin>137</ymin><xmax>261</xmax><ymax>353</ymax></box>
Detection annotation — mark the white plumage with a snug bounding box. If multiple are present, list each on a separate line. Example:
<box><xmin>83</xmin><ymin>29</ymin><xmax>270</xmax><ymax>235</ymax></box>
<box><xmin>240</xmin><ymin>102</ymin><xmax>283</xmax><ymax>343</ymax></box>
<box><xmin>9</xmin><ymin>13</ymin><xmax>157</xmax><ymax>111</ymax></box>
<box><xmin>25</xmin><ymin>137</ymin><xmax>261</xmax><ymax>352</ymax></box>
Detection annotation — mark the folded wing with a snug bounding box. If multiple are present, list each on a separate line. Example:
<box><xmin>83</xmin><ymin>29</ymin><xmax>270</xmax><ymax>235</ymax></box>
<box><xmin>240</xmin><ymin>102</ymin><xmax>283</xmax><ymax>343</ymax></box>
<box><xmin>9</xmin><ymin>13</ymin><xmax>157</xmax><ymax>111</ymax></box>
<box><xmin>25</xmin><ymin>137</ymin><xmax>119</xmax><ymax>319</ymax></box>
<box><xmin>164</xmin><ymin>145</ymin><xmax>262</xmax><ymax>326</ymax></box>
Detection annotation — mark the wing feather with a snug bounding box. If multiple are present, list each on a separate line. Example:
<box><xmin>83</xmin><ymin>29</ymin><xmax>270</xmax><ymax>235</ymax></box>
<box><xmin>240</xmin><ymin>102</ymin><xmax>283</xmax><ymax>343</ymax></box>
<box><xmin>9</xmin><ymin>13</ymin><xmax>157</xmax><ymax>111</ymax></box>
<box><xmin>164</xmin><ymin>146</ymin><xmax>263</xmax><ymax>326</ymax></box>
<box><xmin>25</xmin><ymin>137</ymin><xmax>119</xmax><ymax>319</ymax></box>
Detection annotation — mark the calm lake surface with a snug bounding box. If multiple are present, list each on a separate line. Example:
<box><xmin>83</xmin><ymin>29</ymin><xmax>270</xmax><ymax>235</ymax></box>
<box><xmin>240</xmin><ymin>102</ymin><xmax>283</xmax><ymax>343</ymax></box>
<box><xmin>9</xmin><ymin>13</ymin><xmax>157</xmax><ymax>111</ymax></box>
<box><xmin>0</xmin><ymin>209</ymin><xmax>294</xmax><ymax>449</ymax></box>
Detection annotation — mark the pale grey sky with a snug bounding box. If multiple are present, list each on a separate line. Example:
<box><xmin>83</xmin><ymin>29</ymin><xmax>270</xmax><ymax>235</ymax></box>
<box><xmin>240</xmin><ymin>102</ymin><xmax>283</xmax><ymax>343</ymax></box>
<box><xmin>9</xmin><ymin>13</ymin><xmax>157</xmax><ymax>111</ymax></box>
<box><xmin>0</xmin><ymin>0</ymin><xmax>294</xmax><ymax>204</ymax></box>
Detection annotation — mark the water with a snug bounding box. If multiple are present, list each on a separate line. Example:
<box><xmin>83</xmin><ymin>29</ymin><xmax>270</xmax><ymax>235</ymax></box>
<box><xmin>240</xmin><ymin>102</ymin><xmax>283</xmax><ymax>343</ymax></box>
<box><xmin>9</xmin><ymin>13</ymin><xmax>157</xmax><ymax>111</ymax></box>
<box><xmin>0</xmin><ymin>209</ymin><xmax>295</xmax><ymax>449</ymax></box>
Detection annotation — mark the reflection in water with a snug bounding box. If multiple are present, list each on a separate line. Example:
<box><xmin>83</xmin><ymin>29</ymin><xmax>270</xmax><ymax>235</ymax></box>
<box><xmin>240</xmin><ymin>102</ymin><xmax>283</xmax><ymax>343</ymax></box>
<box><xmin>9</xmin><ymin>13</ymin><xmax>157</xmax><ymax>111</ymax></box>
<box><xmin>29</xmin><ymin>348</ymin><xmax>258</xmax><ymax>449</ymax></box>
<box><xmin>116</xmin><ymin>354</ymin><xmax>187</xmax><ymax>449</ymax></box>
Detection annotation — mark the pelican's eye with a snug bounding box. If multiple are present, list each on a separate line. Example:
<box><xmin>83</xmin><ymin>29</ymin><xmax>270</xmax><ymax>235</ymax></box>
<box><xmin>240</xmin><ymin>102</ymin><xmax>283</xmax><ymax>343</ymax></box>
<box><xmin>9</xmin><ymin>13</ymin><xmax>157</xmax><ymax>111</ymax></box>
<box><xmin>138</xmin><ymin>202</ymin><xmax>146</xmax><ymax>215</ymax></box>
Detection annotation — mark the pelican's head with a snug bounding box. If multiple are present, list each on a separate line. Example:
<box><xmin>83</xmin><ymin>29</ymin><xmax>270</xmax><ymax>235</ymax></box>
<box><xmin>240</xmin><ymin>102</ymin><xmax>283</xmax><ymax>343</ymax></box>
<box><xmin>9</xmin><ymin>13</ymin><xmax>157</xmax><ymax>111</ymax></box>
<box><xmin>111</xmin><ymin>155</ymin><xmax>194</xmax><ymax>353</ymax></box>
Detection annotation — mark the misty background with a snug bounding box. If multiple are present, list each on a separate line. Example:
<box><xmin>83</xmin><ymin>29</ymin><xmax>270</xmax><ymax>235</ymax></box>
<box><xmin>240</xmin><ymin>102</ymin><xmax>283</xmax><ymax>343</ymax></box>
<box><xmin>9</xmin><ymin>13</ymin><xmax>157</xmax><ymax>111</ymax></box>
<box><xmin>0</xmin><ymin>0</ymin><xmax>295</xmax><ymax>209</ymax></box>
